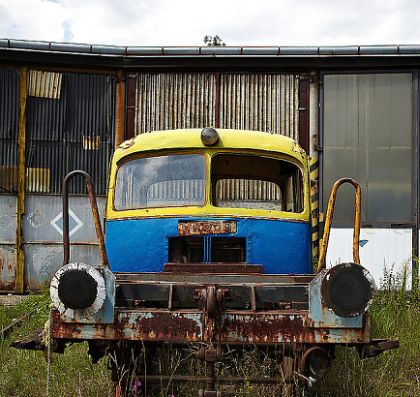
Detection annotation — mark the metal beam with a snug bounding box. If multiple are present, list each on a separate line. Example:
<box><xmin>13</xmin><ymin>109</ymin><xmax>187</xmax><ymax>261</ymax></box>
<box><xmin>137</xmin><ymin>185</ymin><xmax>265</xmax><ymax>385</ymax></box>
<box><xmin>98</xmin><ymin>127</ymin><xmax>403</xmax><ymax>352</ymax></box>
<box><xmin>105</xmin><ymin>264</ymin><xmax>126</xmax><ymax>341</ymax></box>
<box><xmin>298</xmin><ymin>75</ymin><xmax>309</xmax><ymax>153</ymax></box>
<box><xmin>412</xmin><ymin>71</ymin><xmax>419</xmax><ymax>293</ymax></box>
<box><xmin>125</xmin><ymin>73</ymin><xmax>136</xmax><ymax>139</ymax></box>
<box><xmin>15</xmin><ymin>66</ymin><xmax>27</xmax><ymax>293</ymax></box>
<box><xmin>114</xmin><ymin>70</ymin><xmax>125</xmax><ymax>148</ymax></box>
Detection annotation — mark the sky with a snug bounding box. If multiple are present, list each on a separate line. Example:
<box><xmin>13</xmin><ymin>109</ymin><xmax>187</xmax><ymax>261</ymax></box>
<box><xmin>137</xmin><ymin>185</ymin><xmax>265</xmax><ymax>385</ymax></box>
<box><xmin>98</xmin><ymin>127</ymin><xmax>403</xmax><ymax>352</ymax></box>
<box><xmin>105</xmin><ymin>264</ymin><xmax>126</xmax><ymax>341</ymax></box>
<box><xmin>0</xmin><ymin>0</ymin><xmax>420</xmax><ymax>47</ymax></box>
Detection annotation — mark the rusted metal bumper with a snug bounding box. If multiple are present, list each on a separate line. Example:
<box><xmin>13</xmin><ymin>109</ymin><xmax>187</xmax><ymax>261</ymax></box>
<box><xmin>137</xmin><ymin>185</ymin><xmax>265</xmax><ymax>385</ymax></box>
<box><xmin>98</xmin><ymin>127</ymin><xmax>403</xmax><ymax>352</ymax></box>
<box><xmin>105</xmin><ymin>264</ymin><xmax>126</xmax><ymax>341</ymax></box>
<box><xmin>50</xmin><ymin>308</ymin><xmax>372</xmax><ymax>345</ymax></box>
<box><xmin>50</xmin><ymin>269</ymin><xmax>373</xmax><ymax>346</ymax></box>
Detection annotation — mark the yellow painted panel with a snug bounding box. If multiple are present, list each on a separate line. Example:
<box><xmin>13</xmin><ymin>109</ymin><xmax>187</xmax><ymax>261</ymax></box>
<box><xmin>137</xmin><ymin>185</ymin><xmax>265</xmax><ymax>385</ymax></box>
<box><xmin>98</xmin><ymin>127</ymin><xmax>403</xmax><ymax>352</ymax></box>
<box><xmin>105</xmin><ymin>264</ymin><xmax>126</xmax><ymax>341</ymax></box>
<box><xmin>106</xmin><ymin>129</ymin><xmax>310</xmax><ymax>222</ymax></box>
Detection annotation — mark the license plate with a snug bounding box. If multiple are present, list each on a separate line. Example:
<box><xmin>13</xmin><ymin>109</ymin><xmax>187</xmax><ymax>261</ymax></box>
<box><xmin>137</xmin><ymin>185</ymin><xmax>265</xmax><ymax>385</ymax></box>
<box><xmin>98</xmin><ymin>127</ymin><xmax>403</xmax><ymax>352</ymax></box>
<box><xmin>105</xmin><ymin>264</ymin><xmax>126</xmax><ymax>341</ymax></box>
<box><xmin>178</xmin><ymin>221</ymin><xmax>237</xmax><ymax>236</ymax></box>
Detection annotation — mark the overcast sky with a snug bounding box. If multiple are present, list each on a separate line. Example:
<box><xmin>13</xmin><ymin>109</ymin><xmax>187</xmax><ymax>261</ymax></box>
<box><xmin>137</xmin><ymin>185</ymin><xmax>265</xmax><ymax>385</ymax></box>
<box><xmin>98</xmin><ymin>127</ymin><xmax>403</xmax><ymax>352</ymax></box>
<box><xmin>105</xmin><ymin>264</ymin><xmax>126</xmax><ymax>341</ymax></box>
<box><xmin>0</xmin><ymin>0</ymin><xmax>419</xmax><ymax>47</ymax></box>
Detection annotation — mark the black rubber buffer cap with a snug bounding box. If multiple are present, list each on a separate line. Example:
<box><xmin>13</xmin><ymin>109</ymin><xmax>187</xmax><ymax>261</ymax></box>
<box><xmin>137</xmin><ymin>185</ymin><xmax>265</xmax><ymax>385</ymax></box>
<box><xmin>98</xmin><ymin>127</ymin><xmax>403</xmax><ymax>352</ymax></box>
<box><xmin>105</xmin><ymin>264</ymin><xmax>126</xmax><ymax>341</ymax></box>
<box><xmin>321</xmin><ymin>262</ymin><xmax>374</xmax><ymax>317</ymax></box>
<box><xmin>58</xmin><ymin>269</ymin><xmax>98</xmax><ymax>310</ymax></box>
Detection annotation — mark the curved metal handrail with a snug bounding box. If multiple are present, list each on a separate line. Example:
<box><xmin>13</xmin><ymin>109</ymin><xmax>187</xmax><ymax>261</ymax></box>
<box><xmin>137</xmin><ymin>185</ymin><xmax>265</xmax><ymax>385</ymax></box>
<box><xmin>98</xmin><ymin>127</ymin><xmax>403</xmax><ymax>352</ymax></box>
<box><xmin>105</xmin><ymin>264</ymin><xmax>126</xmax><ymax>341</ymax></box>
<box><xmin>317</xmin><ymin>177</ymin><xmax>361</xmax><ymax>273</ymax></box>
<box><xmin>62</xmin><ymin>170</ymin><xmax>109</xmax><ymax>268</ymax></box>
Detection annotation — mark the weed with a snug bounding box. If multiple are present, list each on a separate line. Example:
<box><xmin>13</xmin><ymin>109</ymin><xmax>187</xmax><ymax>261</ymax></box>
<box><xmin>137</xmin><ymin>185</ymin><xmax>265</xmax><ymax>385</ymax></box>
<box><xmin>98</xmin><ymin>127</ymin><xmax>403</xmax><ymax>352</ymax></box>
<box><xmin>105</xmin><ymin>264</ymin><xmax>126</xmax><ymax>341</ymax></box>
<box><xmin>1</xmin><ymin>268</ymin><xmax>419</xmax><ymax>397</ymax></box>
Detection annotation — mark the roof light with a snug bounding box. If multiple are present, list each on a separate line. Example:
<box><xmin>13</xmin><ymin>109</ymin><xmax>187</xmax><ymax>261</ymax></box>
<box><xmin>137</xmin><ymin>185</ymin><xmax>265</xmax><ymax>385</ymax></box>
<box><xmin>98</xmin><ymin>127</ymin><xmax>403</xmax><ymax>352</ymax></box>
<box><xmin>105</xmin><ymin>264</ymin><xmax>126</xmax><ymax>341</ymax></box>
<box><xmin>201</xmin><ymin>127</ymin><xmax>219</xmax><ymax>146</ymax></box>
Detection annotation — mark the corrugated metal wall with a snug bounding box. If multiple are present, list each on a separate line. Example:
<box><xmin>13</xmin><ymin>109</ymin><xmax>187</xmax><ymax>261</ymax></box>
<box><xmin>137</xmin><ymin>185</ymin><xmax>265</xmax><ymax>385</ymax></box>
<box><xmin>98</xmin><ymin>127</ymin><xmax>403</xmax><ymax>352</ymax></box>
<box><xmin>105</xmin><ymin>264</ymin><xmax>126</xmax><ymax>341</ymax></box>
<box><xmin>135</xmin><ymin>73</ymin><xmax>299</xmax><ymax>139</ymax></box>
<box><xmin>23</xmin><ymin>70</ymin><xmax>116</xmax><ymax>290</ymax></box>
<box><xmin>0</xmin><ymin>68</ymin><xmax>19</xmax><ymax>192</ymax></box>
<box><xmin>136</xmin><ymin>73</ymin><xmax>217</xmax><ymax>133</ymax></box>
<box><xmin>0</xmin><ymin>68</ymin><xmax>116</xmax><ymax>291</ymax></box>
<box><xmin>219</xmin><ymin>74</ymin><xmax>299</xmax><ymax>137</ymax></box>
<box><xmin>26</xmin><ymin>71</ymin><xmax>115</xmax><ymax>194</ymax></box>
<box><xmin>0</xmin><ymin>68</ymin><xmax>19</xmax><ymax>291</ymax></box>
<box><xmin>216</xmin><ymin>180</ymin><xmax>281</xmax><ymax>202</ymax></box>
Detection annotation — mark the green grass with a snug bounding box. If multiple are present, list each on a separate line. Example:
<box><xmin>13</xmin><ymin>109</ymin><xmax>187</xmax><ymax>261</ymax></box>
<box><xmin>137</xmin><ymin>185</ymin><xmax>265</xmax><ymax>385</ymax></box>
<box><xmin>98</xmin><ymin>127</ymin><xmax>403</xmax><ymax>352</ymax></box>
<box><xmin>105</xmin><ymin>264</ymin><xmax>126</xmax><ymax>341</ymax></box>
<box><xmin>1</xmin><ymin>269</ymin><xmax>419</xmax><ymax>397</ymax></box>
<box><xmin>0</xmin><ymin>292</ymin><xmax>113</xmax><ymax>397</ymax></box>
<box><xmin>315</xmin><ymin>266</ymin><xmax>420</xmax><ymax>397</ymax></box>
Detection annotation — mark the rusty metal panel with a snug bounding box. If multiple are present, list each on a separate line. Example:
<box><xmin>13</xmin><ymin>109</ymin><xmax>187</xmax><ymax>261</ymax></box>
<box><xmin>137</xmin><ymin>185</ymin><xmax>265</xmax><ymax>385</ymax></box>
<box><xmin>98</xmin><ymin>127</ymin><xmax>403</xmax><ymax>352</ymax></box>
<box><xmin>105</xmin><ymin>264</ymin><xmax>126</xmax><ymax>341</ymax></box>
<box><xmin>0</xmin><ymin>195</ymin><xmax>16</xmax><ymax>243</ymax></box>
<box><xmin>25</xmin><ymin>244</ymin><xmax>101</xmax><ymax>291</ymax></box>
<box><xmin>219</xmin><ymin>74</ymin><xmax>299</xmax><ymax>139</ymax></box>
<box><xmin>0</xmin><ymin>196</ymin><xmax>16</xmax><ymax>291</ymax></box>
<box><xmin>28</xmin><ymin>70</ymin><xmax>62</xmax><ymax>99</ymax></box>
<box><xmin>50</xmin><ymin>309</ymin><xmax>370</xmax><ymax>344</ymax></box>
<box><xmin>114</xmin><ymin>272</ymin><xmax>314</xmax><ymax>284</ymax></box>
<box><xmin>178</xmin><ymin>220</ymin><xmax>237</xmax><ymax>236</ymax></box>
<box><xmin>0</xmin><ymin>245</ymin><xmax>15</xmax><ymax>291</ymax></box>
<box><xmin>23</xmin><ymin>195</ymin><xmax>105</xmax><ymax>291</ymax></box>
<box><xmin>25</xmin><ymin>71</ymin><xmax>115</xmax><ymax>194</ymax></box>
<box><xmin>135</xmin><ymin>73</ymin><xmax>217</xmax><ymax>134</ymax></box>
<box><xmin>23</xmin><ymin>195</ymin><xmax>105</xmax><ymax>242</ymax></box>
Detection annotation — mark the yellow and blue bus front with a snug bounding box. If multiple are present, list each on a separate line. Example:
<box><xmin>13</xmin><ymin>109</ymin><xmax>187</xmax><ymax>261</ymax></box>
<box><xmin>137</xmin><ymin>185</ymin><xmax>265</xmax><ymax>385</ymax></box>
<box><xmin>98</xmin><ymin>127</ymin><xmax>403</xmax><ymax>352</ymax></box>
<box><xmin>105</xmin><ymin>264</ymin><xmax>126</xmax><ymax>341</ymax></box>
<box><xmin>105</xmin><ymin>129</ymin><xmax>312</xmax><ymax>274</ymax></box>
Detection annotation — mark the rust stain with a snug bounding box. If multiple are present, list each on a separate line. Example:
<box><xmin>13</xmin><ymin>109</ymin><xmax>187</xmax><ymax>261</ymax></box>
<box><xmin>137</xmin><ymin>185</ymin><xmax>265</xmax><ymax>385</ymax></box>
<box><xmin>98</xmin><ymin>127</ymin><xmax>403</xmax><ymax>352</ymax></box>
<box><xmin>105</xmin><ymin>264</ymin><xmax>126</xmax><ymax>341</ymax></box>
<box><xmin>178</xmin><ymin>221</ymin><xmax>237</xmax><ymax>236</ymax></box>
<box><xmin>134</xmin><ymin>313</ymin><xmax>201</xmax><ymax>342</ymax></box>
<box><xmin>164</xmin><ymin>263</ymin><xmax>263</xmax><ymax>274</ymax></box>
<box><xmin>113</xmin><ymin>314</ymin><xmax>130</xmax><ymax>338</ymax></box>
<box><xmin>0</xmin><ymin>251</ymin><xmax>16</xmax><ymax>291</ymax></box>
<box><xmin>221</xmin><ymin>314</ymin><xmax>309</xmax><ymax>343</ymax></box>
<box><xmin>51</xmin><ymin>308</ymin><xmax>368</xmax><ymax>346</ymax></box>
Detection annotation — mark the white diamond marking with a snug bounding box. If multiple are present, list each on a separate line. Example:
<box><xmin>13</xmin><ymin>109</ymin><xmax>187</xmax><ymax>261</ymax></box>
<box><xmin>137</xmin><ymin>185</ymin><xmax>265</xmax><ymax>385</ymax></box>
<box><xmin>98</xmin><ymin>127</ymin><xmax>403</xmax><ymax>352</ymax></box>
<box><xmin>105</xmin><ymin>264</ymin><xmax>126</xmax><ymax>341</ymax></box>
<box><xmin>50</xmin><ymin>209</ymin><xmax>83</xmax><ymax>237</ymax></box>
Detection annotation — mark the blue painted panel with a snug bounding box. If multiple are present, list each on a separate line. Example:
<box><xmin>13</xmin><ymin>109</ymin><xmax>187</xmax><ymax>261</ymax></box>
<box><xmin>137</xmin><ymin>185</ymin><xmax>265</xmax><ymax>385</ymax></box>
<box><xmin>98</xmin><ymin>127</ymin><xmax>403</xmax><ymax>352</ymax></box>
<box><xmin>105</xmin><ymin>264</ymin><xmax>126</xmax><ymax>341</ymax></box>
<box><xmin>106</xmin><ymin>217</ymin><xmax>312</xmax><ymax>274</ymax></box>
<box><xmin>308</xmin><ymin>271</ymin><xmax>363</xmax><ymax>328</ymax></box>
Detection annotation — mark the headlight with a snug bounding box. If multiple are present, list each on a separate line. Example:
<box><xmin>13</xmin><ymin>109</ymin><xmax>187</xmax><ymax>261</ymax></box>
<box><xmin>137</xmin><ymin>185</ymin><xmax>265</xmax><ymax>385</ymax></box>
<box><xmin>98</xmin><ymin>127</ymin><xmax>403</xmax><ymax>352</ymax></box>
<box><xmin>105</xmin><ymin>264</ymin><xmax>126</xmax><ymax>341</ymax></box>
<box><xmin>321</xmin><ymin>262</ymin><xmax>375</xmax><ymax>317</ymax></box>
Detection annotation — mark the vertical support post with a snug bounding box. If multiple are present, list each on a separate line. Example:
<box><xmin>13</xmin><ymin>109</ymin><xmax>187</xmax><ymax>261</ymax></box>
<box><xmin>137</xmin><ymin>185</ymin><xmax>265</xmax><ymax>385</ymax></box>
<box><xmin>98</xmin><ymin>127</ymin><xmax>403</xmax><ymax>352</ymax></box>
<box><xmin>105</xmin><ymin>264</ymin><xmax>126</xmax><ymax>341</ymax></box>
<box><xmin>412</xmin><ymin>71</ymin><xmax>419</xmax><ymax>294</ymax></box>
<box><xmin>298</xmin><ymin>75</ymin><xmax>309</xmax><ymax>153</ymax></box>
<box><xmin>15</xmin><ymin>67</ymin><xmax>27</xmax><ymax>293</ymax></box>
<box><xmin>125</xmin><ymin>73</ymin><xmax>137</xmax><ymax>140</ymax></box>
<box><xmin>214</xmin><ymin>72</ymin><xmax>220</xmax><ymax>128</ymax></box>
<box><xmin>309</xmin><ymin>73</ymin><xmax>320</xmax><ymax>269</ymax></box>
<box><xmin>114</xmin><ymin>70</ymin><xmax>125</xmax><ymax>148</ymax></box>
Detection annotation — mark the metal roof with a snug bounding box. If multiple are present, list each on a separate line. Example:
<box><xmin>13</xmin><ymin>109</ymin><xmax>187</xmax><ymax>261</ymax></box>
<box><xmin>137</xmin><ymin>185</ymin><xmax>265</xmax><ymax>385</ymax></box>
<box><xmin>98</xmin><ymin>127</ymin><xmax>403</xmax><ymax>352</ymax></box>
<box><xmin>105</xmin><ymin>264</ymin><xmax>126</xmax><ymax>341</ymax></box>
<box><xmin>3</xmin><ymin>39</ymin><xmax>420</xmax><ymax>70</ymax></box>
<box><xmin>2</xmin><ymin>38</ymin><xmax>420</xmax><ymax>57</ymax></box>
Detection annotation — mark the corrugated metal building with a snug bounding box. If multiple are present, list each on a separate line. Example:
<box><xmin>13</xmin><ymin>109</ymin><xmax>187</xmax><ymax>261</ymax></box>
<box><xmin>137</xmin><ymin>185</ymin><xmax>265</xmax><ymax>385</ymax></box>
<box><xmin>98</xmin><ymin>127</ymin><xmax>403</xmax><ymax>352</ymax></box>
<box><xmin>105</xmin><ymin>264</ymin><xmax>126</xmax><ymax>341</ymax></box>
<box><xmin>1</xmin><ymin>39</ymin><xmax>419</xmax><ymax>292</ymax></box>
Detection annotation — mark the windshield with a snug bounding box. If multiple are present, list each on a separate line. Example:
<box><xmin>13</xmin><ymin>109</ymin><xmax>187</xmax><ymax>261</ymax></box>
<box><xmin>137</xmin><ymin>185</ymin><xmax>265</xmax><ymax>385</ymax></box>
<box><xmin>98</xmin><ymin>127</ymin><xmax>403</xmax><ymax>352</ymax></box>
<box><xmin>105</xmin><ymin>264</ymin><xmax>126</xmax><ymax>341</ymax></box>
<box><xmin>211</xmin><ymin>154</ymin><xmax>303</xmax><ymax>212</ymax></box>
<box><xmin>114</xmin><ymin>154</ymin><xmax>206</xmax><ymax>210</ymax></box>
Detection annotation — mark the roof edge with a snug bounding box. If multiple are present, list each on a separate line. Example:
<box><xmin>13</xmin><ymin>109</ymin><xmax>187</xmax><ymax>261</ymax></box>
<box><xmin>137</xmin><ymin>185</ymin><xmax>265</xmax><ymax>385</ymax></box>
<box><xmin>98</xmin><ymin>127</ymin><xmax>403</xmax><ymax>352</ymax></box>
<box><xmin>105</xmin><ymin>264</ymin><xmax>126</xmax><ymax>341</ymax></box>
<box><xmin>3</xmin><ymin>39</ymin><xmax>420</xmax><ymax>57</ymax></box>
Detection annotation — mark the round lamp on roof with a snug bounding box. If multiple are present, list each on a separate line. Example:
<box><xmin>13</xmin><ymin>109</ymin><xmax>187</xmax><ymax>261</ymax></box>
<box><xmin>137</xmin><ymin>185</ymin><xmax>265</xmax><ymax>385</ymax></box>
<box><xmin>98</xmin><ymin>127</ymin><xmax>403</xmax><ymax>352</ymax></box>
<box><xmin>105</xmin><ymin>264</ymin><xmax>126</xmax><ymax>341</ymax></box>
<box><xmin>201</xmin><ymin>127</ymin><xmax>219</xmax><ymax>146</ymax></box>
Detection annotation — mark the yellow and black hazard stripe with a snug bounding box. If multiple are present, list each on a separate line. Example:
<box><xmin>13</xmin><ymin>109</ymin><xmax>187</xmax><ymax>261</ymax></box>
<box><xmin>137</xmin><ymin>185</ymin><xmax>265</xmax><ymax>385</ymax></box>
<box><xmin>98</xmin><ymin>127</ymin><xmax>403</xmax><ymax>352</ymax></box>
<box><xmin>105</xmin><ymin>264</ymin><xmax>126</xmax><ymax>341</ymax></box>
<box><xmin>310</xmin><ymin>156</ymin><xmax>319</xmax><ymax>266</ymax></box>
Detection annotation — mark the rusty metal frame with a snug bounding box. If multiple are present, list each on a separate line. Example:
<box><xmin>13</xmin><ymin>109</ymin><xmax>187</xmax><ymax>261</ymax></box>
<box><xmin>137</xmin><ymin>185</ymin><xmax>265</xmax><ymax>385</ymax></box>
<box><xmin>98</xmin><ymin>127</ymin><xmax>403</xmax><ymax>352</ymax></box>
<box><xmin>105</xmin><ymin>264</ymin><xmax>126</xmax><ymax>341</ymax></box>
<box><xmin>50</xmin><ymin>270</ymin><xmax>371</xmax><ymax>345</ymax></box>
<box><xmin>317</xmin><ymin>178</ymin><xmax>361</xmax><ymax>273</ymax></box>
<box><xmin>15</xmin><ymin>66</ymin><xmax>27</xmax><ymax>293</ymax></box>
<box><xmin>114</xmin><ymin>70</ymin><xmax>125</xmax><ymax>148</ymax></box>
<box><xmin>62</xmin><ymin>170</ymin><xmax>109</xmax><ymax>267</ymax></box>
<box><xmin>50</xmin><ymin>308</ymin><xmax>371</xmax><ymax>345</ymax></box>
<box><xmin>163</xmin><ymin>263</ymin><xmax>263</xmax><ymax>274</ymax></box>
